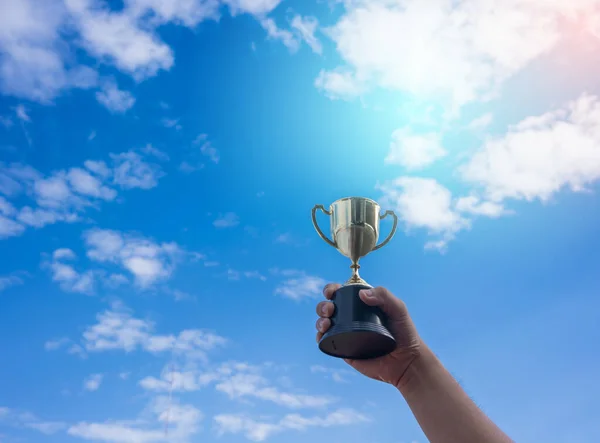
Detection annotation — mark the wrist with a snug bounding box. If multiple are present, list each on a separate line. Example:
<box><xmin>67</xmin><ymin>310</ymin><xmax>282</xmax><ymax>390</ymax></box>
<box><xmin>395</xmin><ymin>343</ymin><xmax>441</xmax><ymax>396</ymax></box>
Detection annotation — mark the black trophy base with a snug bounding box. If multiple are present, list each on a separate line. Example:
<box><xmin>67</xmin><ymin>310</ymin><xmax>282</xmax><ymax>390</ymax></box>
<box><xmin>318</xmin><ymin>284</ymin><xmax>396</xmax><ymax>360</ymax></box>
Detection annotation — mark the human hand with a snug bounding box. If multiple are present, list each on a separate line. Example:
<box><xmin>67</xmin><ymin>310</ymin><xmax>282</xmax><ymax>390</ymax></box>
<box><xmin>315</xmin><ymin>283</ymin><xmax>422</xmax><ymax>389</ymax></box>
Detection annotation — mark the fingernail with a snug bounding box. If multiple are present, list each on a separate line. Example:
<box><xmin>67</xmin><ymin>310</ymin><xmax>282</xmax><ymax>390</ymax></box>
<box><xmin>317</xmin><ymin>318</ymin><xmax>324</xmax><ymax>331</ymax></box>
<box><xmin>321</xmin><ymin>304</ymin><xmax>328</xmax><ymax>315</ymax></box>
<box><xmin>322</xmin><ymin>284</ymin><xmax>330</xmax><ymax>295</ymax></box>
<box><xmin>360</xmin><ymin>289</ymin><xmax>374</xmax><ymax>298</ymax></box>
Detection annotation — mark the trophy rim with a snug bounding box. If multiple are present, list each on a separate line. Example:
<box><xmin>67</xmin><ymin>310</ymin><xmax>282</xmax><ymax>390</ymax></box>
<box><xmin>332</xmin><ymin>196</ymin><xmax>379</xmax><ymax>207</ymax></box>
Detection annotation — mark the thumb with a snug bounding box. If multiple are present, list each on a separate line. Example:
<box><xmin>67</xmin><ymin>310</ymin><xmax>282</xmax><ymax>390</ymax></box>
<box><xmin>359</xmin><ymin>286</ymin><xmax>408</xmax><ymax>321</ymax></box>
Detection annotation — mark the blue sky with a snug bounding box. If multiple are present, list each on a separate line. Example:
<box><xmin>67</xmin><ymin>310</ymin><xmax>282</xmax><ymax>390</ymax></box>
<box><xmin>1</xmin><ymin>0</ymin><xmax>600</xmax><ymax>442</ymax></box>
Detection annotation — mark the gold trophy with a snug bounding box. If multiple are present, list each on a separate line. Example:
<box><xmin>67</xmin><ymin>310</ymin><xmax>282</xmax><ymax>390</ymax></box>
<box><xmin>312</xmin><ymin>197</ymin><xmax>398</xmax><ymax>359</ymax></box>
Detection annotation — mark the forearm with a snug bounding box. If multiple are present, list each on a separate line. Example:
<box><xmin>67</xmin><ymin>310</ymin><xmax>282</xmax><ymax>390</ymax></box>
<box><xmin>397</xmin><ymin>344</ymin><xmax>513</xmax><ymax>443</ymax></box>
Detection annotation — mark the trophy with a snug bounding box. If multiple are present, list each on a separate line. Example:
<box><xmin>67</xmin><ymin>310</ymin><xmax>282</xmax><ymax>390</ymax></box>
<box><xmin>312</xmin><ymin>197</ymin><xmax>398</xmax><ymax>360</ymax></box>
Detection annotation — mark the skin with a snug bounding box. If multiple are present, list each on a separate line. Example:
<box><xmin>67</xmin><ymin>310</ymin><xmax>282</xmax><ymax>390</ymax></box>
<box><xmin>316</xmin><ymin>283</ymin><xmax>514</xmax><ymax>443</ymax></box>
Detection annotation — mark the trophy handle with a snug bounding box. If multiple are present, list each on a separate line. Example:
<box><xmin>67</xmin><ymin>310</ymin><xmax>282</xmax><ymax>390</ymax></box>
<box><xmin>372</xmin><ymin>210</ymin><xmax>398</xmax><ymax>251</ymax></box>
<box><xmin>311</xmin><ymin>205</ymin><xmax>336</xmax><ymax>248</ymax></box>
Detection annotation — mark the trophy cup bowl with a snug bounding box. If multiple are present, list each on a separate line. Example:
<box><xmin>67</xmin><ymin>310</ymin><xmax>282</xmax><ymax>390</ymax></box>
<box><xmin>311</xmin><ymin>197</ymin><xmax>399</xmax><ymax>360</ymax></box>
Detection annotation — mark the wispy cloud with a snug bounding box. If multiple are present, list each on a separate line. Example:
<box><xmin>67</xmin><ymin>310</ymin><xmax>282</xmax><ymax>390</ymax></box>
<box><xmin>273</xmin><ymin>270</ymin><xmax>326</xmax><ymax>301</ymax></box>
<box><xmin>162</xmin><ymin>118</ymin><xmax>182</xmax><ymax>131</ymax></box>
<box><xmin>0</xmin><ymin>407</ymin><xmax>66</xmax><ymax>435</ymax></box>
<box><xmin>261</xmin><ymin>18</ymin><xmax>300</xmax><ymax>52</ymax></box>
<box><xmin>214</xmin><ymin>408</ymin><xmax>369</xmax><ymax>442</ymax></box>
<box><xmin>195</xmin><ymin>134</ymin><xmax>219</xmax><ymax>164</ymax></box>
<box><xmin>291</xmin><ymin>15</ymin><xmax>322</xmax><ymax>54</ymax></box>
<box><xmin>385</xmin><ymin>128</ymin><xmax>447</xmax><ymax>170</ymax></box>
<box><xmin>140</xmin><ymin>361</ymin><xmax>334</xmax><ymax>410</ymax></box>
<box><xmin>96</xmin><ymin>81</ymin><xmax>135</xmax><ymax>113</ymax></box>
<box><xmin>83</xmin><ymin>373</ymin><xmax>103</xmax><ymax>392</ymax></box>
<box><xmin>179</xmin><ymin>134</ymin><xmax>219</xmax><ymax>172</ymax></box>
<box><xmin>0</xmin><ymin>272</ymin><xmax>25</xmax><ymax>293</ymax></box>
<box><xmin>68</xmin><ymin>396</ymin><xmax>202</xmax><ymax>443</ymax></box>
<box><xmin>213</xmin><ymin>212</ymin><xmax>239</xmax><ymax>228</ymax></box>
<box><xmin>310</xmin><ymin>365</ymin><xmax>353</xmax><ymax>383</ymax></box>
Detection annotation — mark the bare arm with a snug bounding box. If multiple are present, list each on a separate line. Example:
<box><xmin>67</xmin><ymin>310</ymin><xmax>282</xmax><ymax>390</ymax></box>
<box><xmin>316</xmin><ymin>284</ymin><xmax>513</xmax><ymax>443</ymax></box>
<box><xmin>398</xmin><ymin>344</ymin><xmax>513</xmax><ymax>443</ymax></box>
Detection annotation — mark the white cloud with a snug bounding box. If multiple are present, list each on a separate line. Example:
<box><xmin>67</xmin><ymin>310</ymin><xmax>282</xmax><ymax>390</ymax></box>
<box><xmin>126</xmin><ymin>0</ymin><xmax>221</xmax><ymax>27</ymax></box>
<box><xmin>273</xmin><ymin>270</ymin><xmax>326</xmax><ymax>301</ymax></box>
<box><xmin>378</xmin><ymin>177</ymin><xmax>467</xmax><ymax>234</ymax></box>
<box><xmin>213</xmin><ymin>212</ymin><xmax>239</xmax><ymax>228</ymax></box>
<box><xmin>82</xmin><ymin>303</ymin><xmax>151</xmax><ymax>353</ymax></box>
<box><xmin>84</xmin><ymin>160</ymin><xmax>112</xmax><ymax>178</ymax></box>
<box><xmin>68</xmin><ymin>168</ymin><xmax>117</xmax><ymax>200</ymax></box>
<box><xmin>139</xmin><ymin>370</ymin><xmax>205</xmax><ymax>393</ymax></box>
<box><xmin>0</xmin><ymin>407</ymin><xmax>66</xmax><ymax>435</ymax></box>
<box><xmin>385</xmin><ymin>128</ymin><xmax>447</xmax><ymax>170</ymax></box>
<box><xmin>318</xmin><ymin>0</ymin><xmax>600</xmax><ymax>112</ymax></box>
<box><xmin>261</xmin><ymin>18</ymin><xmax>300</xmax><ymax>52</ymax></box>
<box><xmin>224</xmin><ymin>0</ymin><xmax>282</xmax><ymax>16</ymax></box>
<box><xmin>314</xmin><ymin>69</ymin><xmax>365</xmax><ymax>100</ymax></box>
<box><xmin>96</xmin><ymin>81</ymin><xmax>136</xmax><ymax>113</ymax></box>
<box><xmin>65</xmin><ymin>0</ymin><xmax>174</xmax><ymax>81</ymax></box>
<box><xmin>0</xmin><ymin>215</ymin><xmax>25</xmax><ymax>238</ymax></box>
<box><xmin>216</xmin><ymin>371</ymin><xmax>334</xmax><ymax>409</ymax></box>
<box><xmin>0</xmin><ymin>149</ymin><xmax>164</xmax><ymax>239</ymax></box>
<box><xmin>377</xmin><ymin>177</ymin><xmax>466</xmax><ymax>251</ymax></box>
<box><xmin>291</xmin><ymin>15</ymin><xmax>322</xmax><ymax>54</ymax></box>
<box><xmin>68</xmin><ymin>396</ymin><xmax>202</xmax><ymax>443</ymax></box>
<box><xmin>109</xmin><ymin>151</ymin><xmax>164</xmax><ymax>190</ymax></box>
<box><xmin>0</xmin><ymin>0</ymin><xmax>98</xmax><ymax>102</ymax></box>
<box><xmin>377</xmin><ymin>176</ymin><xmax>510</xmax><ymax>250</ymax></box>
<box><xmin>15</xmin><ymin>104</ymin><xmax>30</xmax><ymax>122</ymax></box>
<box><xmin>455</xmin><ymin>195</ymin><xmax>507</xmax><ymax>218</ymax></box>
<box><xmin>84</xmin><ymin>373</ymin><xmax>104</xmax><ymax>392</ymax></box>
<box><xmin>0</xmin><ymin>274</ymin><xmax>24</xmax><ymax>292</ymax></box>
<box><xmin>461</xmin><ymin>93</ymin><xmax>600</xmax><ymax>203</ymax></box>
<box><xmin>199</xmin><ymin>139</ymin><xmax>219</xmax><ymax>164</ymax></box>
<box><xmin>83</xmin><ymin>229</ymin><xmax>181</xmax><ymax>287</ymax></box>
<box><xmin>45</xmin><ymin>248</ymin><xmax>96</xmax><ymax>295</ymax></box>
<box><xmin>140</xmin><ymin>361</ymin><xmax>334</xmax><ymax>413</ymax></box>
<box><xmin>468</xmin><ymin>112</ymin><xmax>494</xmax><ymax>130</ymax></box>
<box><xmin>161</xmin><ymin>118</ymin><xmax>182</xmax><ymax>131</ymax></box>
<box><xmin>214</xmin><ymin>408</ymin><xmax>369</xmax><ymax>442</ymax></box>
<box><xmin>17</xmin><ymin>207</ymin><xmax>78</xmax><ymax>229</ymax></box>
<box><xmin>33</xmin><ymin>173</ymin><xmax>76</xmax><ymax>208</ymax></box>
<box><xmin>53</xmin><ymin>248</ymin><xmax>77</xmax><ymax>260</ymax></box>
<box><xmin>107</xmin><ymin>273</ymin><xmax>130</xmax><ymax>288</ymax></box>
<box><xmin>80</xmin><ymin>302</ymin><xmax>227</xmax><ymax>360</ymax></box>
<box><xmin>0</xmin><ymin>0</ymin><xmax>288</xmax><ymax>105</ymax></box>
<box><xmin>0</xmin><ymin>196</ymin><xmax>16</xmax><ymax>216</ymax></box>
<box><xmin>68</xmin><ymin>421</ymin><xmax>165</xmax><ymax>443</ymax></box>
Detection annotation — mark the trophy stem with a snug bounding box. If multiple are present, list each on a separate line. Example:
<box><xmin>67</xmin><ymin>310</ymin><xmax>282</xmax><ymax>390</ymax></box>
<box><xmin>345</xmin><ymin>261</ymin><xmax>369</xmax><ymax>286</ymax></box>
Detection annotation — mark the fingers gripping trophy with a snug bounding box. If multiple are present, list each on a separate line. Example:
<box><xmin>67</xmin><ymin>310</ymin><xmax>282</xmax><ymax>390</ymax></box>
<box><xmin>311</xmin><ymin>197</ymin><xmax>399</xmax><ymax>360</ymax></box>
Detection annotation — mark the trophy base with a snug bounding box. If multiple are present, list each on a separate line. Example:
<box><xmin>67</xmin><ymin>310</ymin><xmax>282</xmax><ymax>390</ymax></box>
<box><xmin>318</xmin><ymin>284</ymin><xmax>396</xmax><ymax>360</ymax></box>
